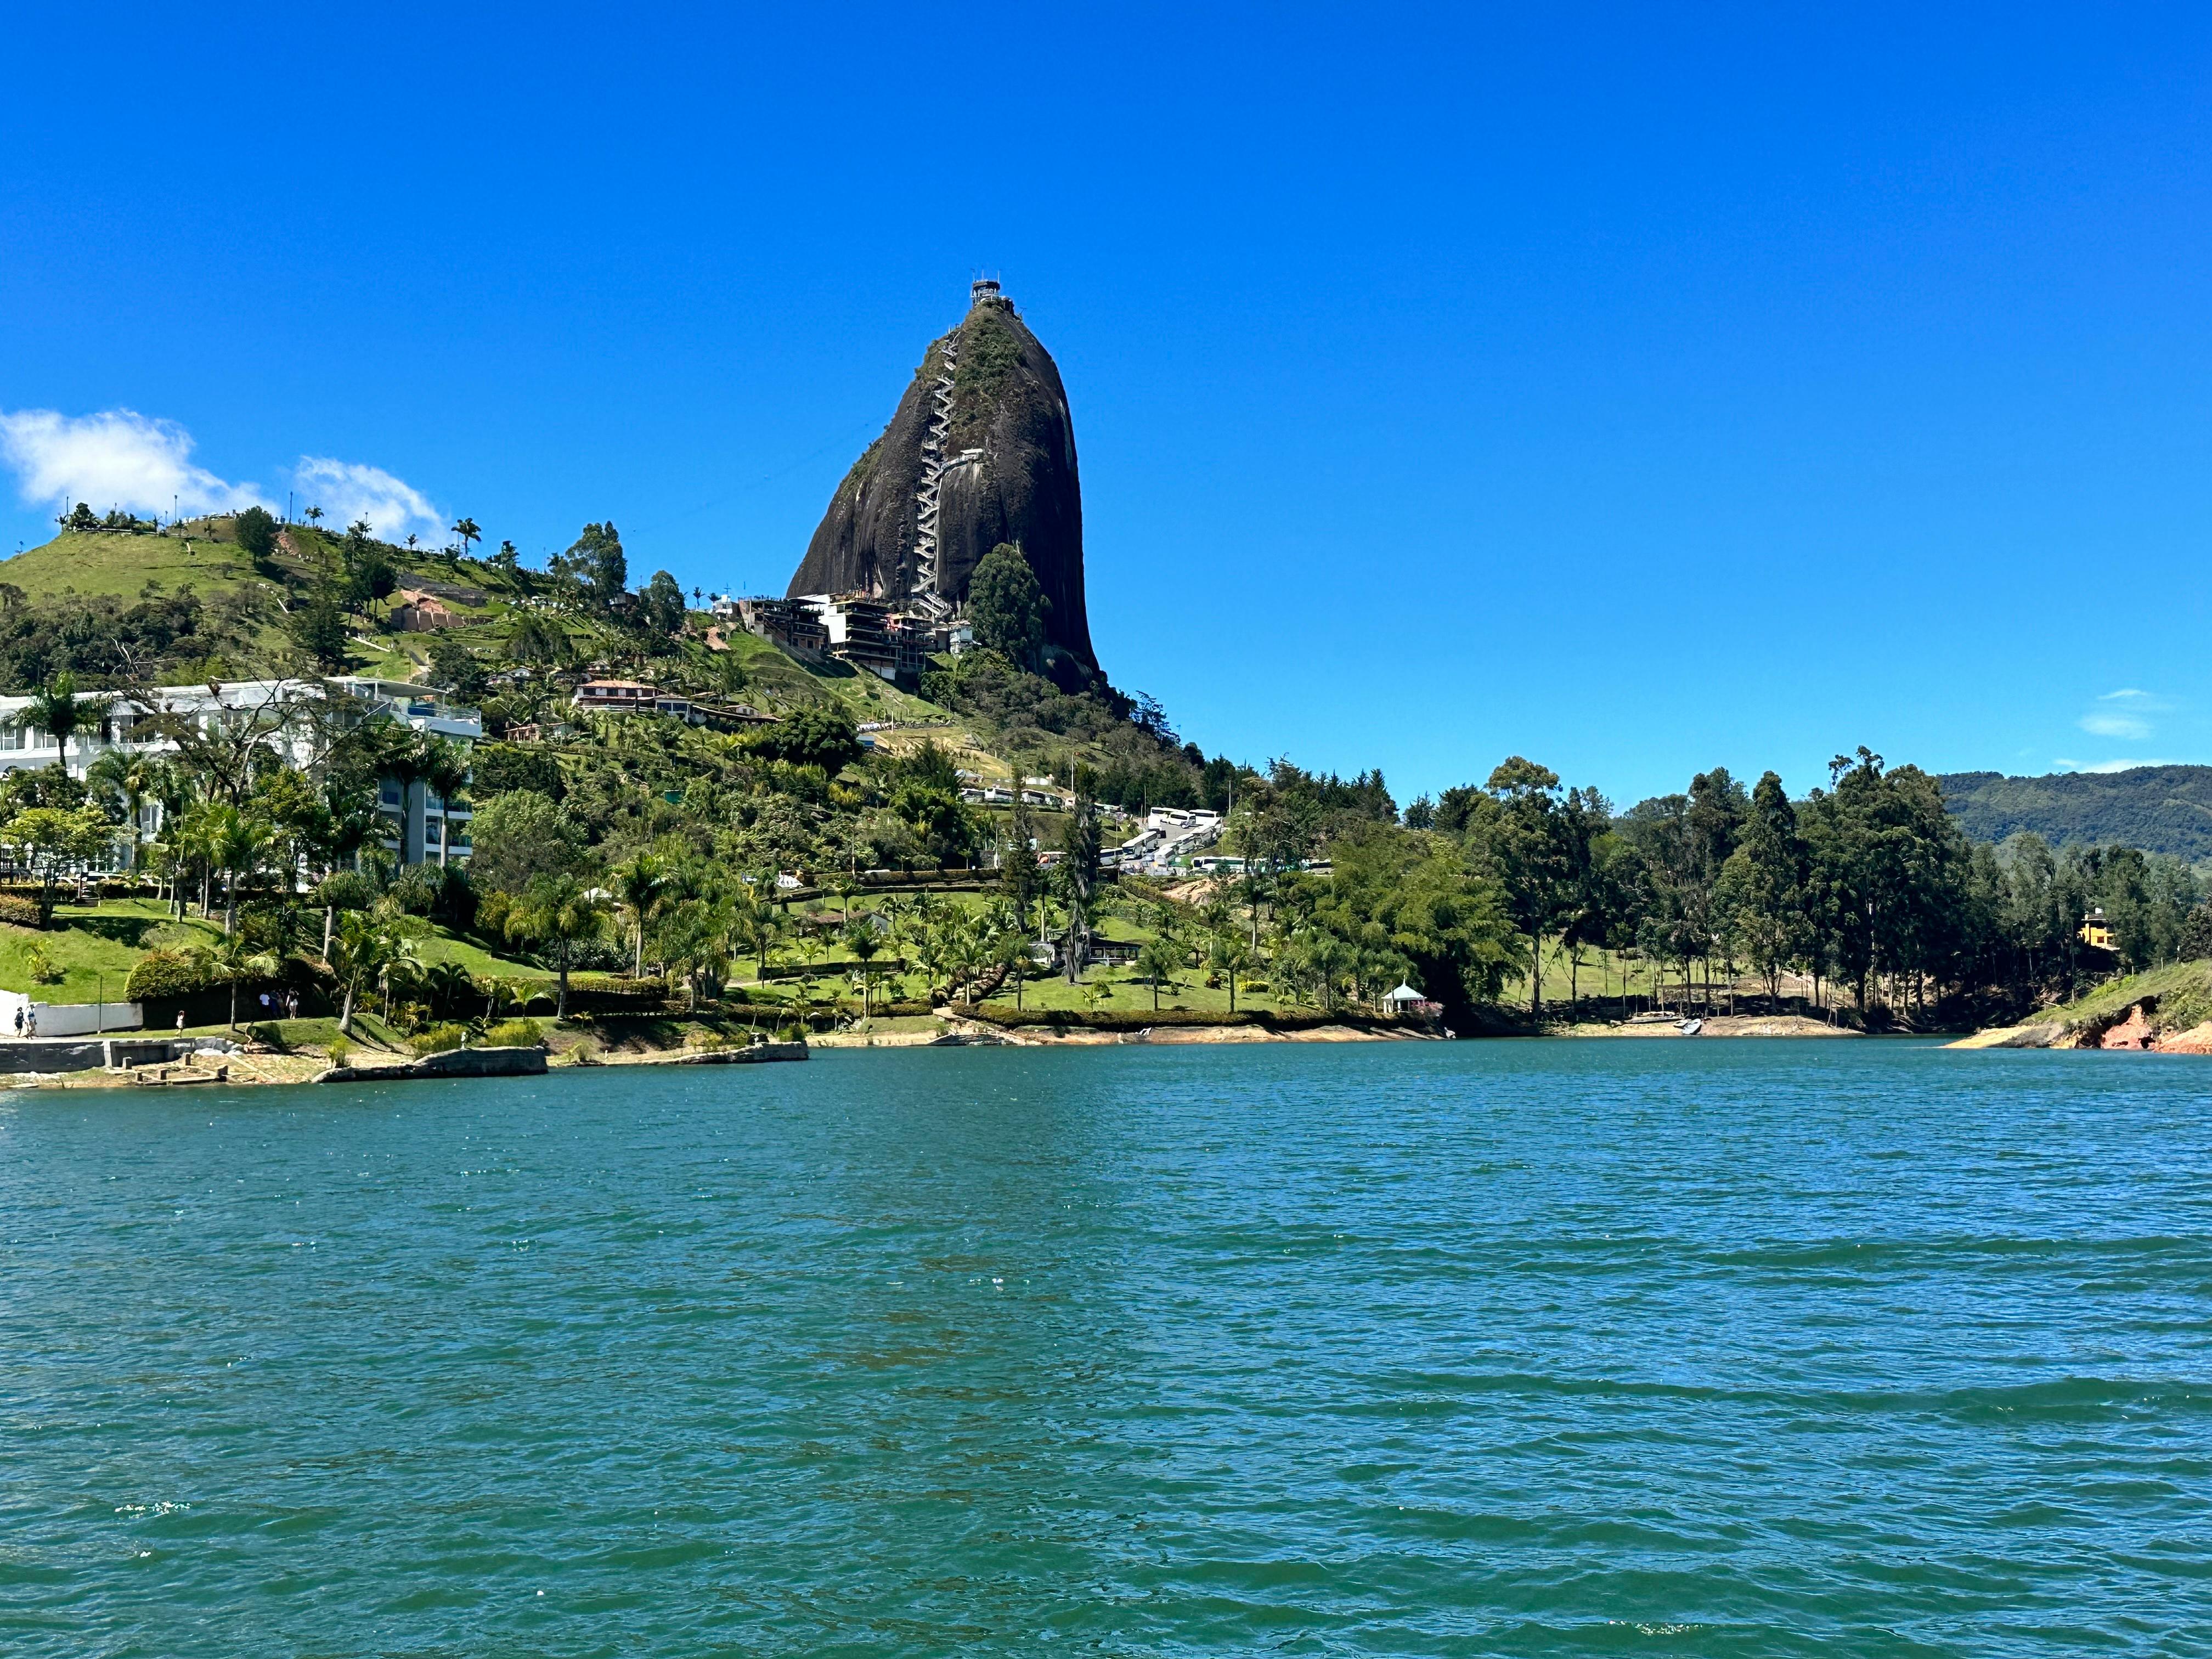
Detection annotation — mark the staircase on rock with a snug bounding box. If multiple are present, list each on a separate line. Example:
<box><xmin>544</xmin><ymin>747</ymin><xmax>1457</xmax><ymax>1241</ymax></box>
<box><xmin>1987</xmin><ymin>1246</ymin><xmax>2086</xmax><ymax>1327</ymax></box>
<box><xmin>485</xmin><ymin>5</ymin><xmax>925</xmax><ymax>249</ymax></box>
<box><xmin>907</xmin><ymin>331</ymin><xmax>960</xmax><ymax>620</ymax></box>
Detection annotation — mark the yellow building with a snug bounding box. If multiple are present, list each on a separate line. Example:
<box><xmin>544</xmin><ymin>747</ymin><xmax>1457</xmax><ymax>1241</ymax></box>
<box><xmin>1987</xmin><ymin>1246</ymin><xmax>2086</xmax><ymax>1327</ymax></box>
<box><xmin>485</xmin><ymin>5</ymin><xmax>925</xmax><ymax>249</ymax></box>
<box><xmin>2080</xmin><ymin>907</ymin><xmax>2115</xmax><ymax>951</ymax></box>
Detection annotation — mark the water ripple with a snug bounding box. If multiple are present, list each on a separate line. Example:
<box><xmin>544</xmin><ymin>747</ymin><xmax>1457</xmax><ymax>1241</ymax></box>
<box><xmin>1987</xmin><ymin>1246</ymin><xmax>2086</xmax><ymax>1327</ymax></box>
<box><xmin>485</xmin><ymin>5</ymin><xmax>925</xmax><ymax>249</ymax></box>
<box><xmin>1</xmin><ymin>1040</ymin><xmax>2209</xmax><ymax>1655</ymax></box>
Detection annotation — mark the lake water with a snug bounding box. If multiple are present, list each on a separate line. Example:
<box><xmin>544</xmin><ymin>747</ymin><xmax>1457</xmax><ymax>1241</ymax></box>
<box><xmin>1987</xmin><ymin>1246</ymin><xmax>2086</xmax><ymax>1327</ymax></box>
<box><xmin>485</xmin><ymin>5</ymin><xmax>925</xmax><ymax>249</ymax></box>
<box><xmin>2</xmin><ymin>1041</ymin><xmax>2209</xmax><ymax>1656</ymax></box>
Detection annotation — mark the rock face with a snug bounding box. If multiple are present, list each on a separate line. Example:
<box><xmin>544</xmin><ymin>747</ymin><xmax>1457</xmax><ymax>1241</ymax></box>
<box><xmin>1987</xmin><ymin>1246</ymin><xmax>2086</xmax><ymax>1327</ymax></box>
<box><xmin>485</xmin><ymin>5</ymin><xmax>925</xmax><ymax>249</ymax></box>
<box><xmin>788</xmin><ymin>281</ymin><xmax>1096</xmax><ymax>667</ymax></box>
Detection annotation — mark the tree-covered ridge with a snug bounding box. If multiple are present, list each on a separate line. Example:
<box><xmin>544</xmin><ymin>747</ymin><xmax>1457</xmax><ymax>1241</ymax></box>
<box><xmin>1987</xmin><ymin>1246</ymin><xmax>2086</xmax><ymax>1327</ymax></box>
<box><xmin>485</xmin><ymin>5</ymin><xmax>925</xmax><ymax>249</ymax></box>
<box><xmin>1936</xmin><ymin>766</ymin><xmax>2212</xmax><ymax>863</ymax></box>
<box><xmin>1325</xmin><ymin>749</ymin><xmax>2212</xmax><ymax>1029</ymax></box>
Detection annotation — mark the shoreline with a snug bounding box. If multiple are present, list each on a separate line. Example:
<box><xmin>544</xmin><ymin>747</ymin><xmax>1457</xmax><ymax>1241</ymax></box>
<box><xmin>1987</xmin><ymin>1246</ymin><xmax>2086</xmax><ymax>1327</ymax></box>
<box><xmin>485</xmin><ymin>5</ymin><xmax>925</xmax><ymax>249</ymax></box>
<box><xmin>0</xmin><ymin>1008</ymin><xmax>2040</xmax><ymax>1090</ymax></box>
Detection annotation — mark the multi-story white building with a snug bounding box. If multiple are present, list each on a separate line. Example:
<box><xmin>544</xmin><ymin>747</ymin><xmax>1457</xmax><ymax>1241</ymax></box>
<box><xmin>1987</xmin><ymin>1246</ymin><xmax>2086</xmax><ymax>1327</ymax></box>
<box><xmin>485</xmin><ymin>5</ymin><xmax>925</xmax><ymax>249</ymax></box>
<box><xmin>0</xmin><ymin>676</ymin><xmax>479</xmax><ymax>870</ymax></box>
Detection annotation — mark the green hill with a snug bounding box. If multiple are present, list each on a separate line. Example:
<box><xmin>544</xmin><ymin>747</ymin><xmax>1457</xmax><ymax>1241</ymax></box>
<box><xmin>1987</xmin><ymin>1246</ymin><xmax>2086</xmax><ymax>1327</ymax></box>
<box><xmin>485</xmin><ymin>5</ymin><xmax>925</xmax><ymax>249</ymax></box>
<box><xmin>0</xmin><ymin>523</ymin><xmax>268</xmax><ymax>602</ymax></box>
<box><xmin>1936</xmin><ymin>767</ymin><xmax>2212</xmax><ymax>862</ymax></box>
<box><xmin>0</xmin><ymin>517</ymin><xmax>939</xmax><ymax>723</ymax></box>
<box><xmin>0</xmin><ymin>519</ymin><xmax>1170</xmax><ymax>793</ymax></box>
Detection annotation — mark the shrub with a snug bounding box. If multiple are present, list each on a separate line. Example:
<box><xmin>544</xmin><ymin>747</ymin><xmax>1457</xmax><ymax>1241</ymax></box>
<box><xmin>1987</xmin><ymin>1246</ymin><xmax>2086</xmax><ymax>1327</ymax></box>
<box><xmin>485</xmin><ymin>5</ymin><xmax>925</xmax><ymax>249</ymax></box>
<box><xmin>388</xmin><ymin>867</ymin><xmax>439</xmax><ymax>916</ymax></box>
<box><xmin>126</xmin><ymin>948</ymin><xmax>213</xmax><ymax>1000</ymax></box>
<box><xmin>483</xmin><ymin>1018</ymin><xmax>544</xmax><ymax>1048</ymax></box>
<box><xmin>20</xmin><ymin>944</ymin><xmax>61</xmax><ymax>985</ymax></box>
<box><xmin>317</xmin><ymin>870</ymin><xmax>375</xmax><ymax>912</ymax></box>
<box><xmin>0</xmin><ymin>894</ymin><xmax>41</xmax><ymax>928</ymax></box>
<box><xmin>407</xmin><ymin>1022</ymin><xmax>470</xmax><ymax>1057</ymax></box>
<box><xmin>566</xmin><ymin>1037</ymin><xmax>599</xmax><ymax>1066</ymax></box>
<box><xmin>325</xmin><ymin>1036</ymin><xmax>351</xmax><ymax>1068</ymax></box>
<box><xmin>777</xmin><ymin>1022</ymin><xmax>807</xmax><ymax>1043</ymax></box>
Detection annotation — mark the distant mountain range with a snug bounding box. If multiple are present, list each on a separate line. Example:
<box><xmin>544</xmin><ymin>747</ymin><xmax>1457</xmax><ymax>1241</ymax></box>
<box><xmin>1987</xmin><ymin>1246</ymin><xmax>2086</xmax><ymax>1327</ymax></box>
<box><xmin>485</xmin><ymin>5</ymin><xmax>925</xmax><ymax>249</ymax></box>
<box><xmin>1937</xmin><ymin>766</ymin><xmax>2212</xmax><ymax>863</ymax></box>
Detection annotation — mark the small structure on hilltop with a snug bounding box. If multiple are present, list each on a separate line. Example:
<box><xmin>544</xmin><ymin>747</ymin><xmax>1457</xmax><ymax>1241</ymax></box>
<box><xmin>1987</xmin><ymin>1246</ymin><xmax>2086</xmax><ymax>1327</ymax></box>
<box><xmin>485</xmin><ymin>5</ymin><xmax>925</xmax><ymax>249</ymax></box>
<box><xmin>389</xmin><ymin>589</ymin><xmax>457</xmax><ymax>631</ymax></box>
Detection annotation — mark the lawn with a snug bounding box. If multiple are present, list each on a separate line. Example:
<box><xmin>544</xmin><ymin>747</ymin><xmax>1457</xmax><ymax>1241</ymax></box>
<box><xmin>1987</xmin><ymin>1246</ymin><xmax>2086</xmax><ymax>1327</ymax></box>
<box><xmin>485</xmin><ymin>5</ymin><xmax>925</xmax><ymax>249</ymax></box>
<box><xmin>411</xmin><ymin>929</ymin><xmax>554</xmax><ymax>980</ymax></box>
<box><xmin>978</xmin><ymin>966</ymin><xmax>1284</xmax><ymax>1019</ymax></box>
<box><xmin>3</xmin><ymin>898</ymin><xmax>553</xmax><ymax>1009</ymax></box>
<box><xmin>0</xmin><ymin>529</ymin><xmax>263</xmax><ymax>603</ymax></box>
<box><xmin>0</xmin><ymin>919</ymin><xmax>150</xmax><ymax>1005</ymax></box>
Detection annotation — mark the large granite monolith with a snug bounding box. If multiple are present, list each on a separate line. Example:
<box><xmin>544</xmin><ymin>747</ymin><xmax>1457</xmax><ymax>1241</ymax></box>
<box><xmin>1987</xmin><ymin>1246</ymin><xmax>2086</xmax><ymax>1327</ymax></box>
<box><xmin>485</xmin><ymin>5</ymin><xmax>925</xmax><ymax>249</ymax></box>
<box><xmin>787</xmin><ymin>281</ymin><xmax>1096</xmax><ymax>668</ymax></box>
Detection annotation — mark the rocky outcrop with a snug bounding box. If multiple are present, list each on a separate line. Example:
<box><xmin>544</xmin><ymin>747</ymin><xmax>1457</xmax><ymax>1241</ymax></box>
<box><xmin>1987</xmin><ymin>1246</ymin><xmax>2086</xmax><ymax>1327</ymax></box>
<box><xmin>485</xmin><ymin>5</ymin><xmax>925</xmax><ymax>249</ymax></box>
<box><xmin>316</xmin><ymin>1045</ymin><xmax>548</xmax><ymax>1083</ymax></box>
<box><xmin>789</xmin><ymin>281</ymin><xmax>1096</xmax><ymax>667</ymax></box>
<box><xmin>606</xmin><ymin>1041</ymin><xmax>809</xmax><ymax>1066</ymax></box>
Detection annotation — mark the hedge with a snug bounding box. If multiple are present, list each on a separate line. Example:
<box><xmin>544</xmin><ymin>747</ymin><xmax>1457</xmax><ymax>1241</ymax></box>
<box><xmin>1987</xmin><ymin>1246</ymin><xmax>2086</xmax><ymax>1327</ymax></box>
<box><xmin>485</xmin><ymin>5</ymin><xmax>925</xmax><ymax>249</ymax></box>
<box><xmin>125</xmin><ymin>949</ymin><xmax>213</xmax><ymax>1000</ymax></box>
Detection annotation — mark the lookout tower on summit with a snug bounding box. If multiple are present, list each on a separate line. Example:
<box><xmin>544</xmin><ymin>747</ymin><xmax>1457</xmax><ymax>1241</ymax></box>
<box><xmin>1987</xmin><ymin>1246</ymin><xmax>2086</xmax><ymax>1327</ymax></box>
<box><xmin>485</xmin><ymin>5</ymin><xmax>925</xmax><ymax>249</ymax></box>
<box><xmin>787</xmin><ymin>279</ymin><xmax>1098</xmax><ymax>669</ymax></box>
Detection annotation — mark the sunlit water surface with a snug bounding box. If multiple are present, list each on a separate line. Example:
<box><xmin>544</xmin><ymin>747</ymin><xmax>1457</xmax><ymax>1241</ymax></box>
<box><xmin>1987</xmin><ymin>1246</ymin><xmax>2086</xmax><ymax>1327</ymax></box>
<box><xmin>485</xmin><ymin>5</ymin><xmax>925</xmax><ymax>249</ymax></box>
<box><xmin>3</xmin><ymin>1040</ymin><xmax>2210</xmax><ymax>1656</ymax></box>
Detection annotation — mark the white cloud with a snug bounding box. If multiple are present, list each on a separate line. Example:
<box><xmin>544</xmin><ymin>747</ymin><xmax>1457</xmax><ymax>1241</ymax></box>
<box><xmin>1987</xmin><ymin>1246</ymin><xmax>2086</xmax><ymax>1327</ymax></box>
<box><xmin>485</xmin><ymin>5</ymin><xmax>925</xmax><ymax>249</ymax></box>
<box><xmin>291</xmin><ymin>456</ymin><xmax>445</xmax><ymax>547</ymax></box>
<box><xmin>0</xmin><ymin>407</ymin><xmax>266</xmax><ymax>517</ymax></box>
<box><xmin>2075</xmin><ymin>687</ymin><xmax>2180</xmax><ymax>743</ymax></box>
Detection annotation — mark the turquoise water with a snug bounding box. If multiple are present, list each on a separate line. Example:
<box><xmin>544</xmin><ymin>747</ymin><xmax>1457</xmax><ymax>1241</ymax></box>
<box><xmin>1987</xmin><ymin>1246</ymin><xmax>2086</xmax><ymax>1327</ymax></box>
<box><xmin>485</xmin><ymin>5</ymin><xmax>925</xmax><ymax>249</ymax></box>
<box><xmin>2</xmin><ymin>1041</ymin><xmax>2210</xmax><ymax>1656</ymax></box>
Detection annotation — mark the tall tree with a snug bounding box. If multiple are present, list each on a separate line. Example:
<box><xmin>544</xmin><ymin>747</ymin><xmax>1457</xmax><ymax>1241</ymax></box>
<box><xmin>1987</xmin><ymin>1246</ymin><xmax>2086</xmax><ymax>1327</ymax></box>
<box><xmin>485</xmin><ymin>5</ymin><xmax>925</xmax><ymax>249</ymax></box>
<box><xmin>611</xmin><ymin>851</ymin><xmax>670</xmax><ymax>979</ymax></box>
<box><xmin>1717</xmin><ymin>770</ymin><xmax>1809</xmax><ymax>1003</ymax></box>
<box><xmin>552</xmin><ymin>522</ymin><xmax>627</xmax><ymax>613</ymax></box>
<box><xmin>1483</xmin><ymin>757</ymin><xmax>1572</xmax><ymax>1019</ymax></box>
<box><xmin>505</xmin><ymin>874</ymin><xmax>610</xmax><ymax>1019</ymax></box>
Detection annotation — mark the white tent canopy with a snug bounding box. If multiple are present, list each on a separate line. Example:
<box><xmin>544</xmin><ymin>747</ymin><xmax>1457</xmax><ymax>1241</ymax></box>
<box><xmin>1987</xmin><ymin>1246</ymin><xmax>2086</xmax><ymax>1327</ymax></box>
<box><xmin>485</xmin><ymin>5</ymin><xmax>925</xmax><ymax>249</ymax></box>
<box><xmin>1381</xmin><ymin>983</ymin><xmax>1426</xmax><ymax>1006</ymax></box>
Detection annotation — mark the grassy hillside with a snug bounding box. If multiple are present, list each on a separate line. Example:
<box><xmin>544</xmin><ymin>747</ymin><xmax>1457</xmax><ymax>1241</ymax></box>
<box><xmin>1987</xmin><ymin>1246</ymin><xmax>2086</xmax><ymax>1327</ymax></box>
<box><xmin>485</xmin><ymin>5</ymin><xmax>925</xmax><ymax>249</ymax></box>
<box><xmin>1938</xmin><ymin>766</ymin><xmax>2212</xmax><ymax>862</ymax></box>
<box><xmin>0</xmin><ymin>520</ymin><xmax>1166</xmax><ymax>789</ymax></box>
<box><xmin>0</xmin><ymin>524</ymin><xmax>267</xmax><ymax>602</ymax></box>
<box><xmin>1959</xmin><ymin>957</ymin><xmax>2212</xmax><ymax>1047</ymax></box>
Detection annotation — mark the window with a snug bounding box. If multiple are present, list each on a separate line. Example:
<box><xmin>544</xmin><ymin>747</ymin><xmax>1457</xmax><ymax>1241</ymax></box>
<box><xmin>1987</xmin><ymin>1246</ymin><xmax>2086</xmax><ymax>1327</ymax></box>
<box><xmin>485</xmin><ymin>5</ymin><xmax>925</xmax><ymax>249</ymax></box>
<box><xmin>0</xmin><ymin>725</ymin><xmax>22</xmax><ymax>752</ymax></box>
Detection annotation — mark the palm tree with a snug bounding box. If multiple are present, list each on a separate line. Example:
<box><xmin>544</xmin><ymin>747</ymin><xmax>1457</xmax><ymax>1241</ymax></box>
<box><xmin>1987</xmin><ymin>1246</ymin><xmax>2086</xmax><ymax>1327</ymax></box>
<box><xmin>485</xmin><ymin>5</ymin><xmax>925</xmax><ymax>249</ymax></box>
<box><xmin>208</xmin><ymin>932</ymin><xmax>279</xmax><ymax>1030</ymax></box>
<box><xmin>450</xmin><ymin>517</ymin><xmax>481</xmax><ymax>560</ymax></box>
<box><xmin>328</xmin><ymin>909</ymin><xmax>411</xmax><ymax>1036</ymax></box>
<box><xmin>661</xmin><ymin>898</ymin><xmax>733</xmax><ymax>1012</ymax></box>
<box><xmin>610</xmin><ymin>852</ymin><xmax>670</xmax><ymax>979</ymax></box>
<box><xmin>416</xmin><ymin>736</ymin><xmax>471</xmax><ymax>867</ymax></box>
<box><xmin>992</xmin><ymin>922</ymin><xmax>1035</xmax><ymax>1011</ymax></box>
<box><xmin>202</xmin><ymin>805</ymin><xmax>273</xmax><ymax>935</ymax></box>
<box><xmin>173</xmin><ymin>803</ymin><xmax>223</xmax><ymax>917</ymax></box>
<box><xmin>840</xmin><ymin>916</ymin><xmax>884</xmax><ymax>1020</ymax></box>
<box><xmin>86</xmin><ymin>749</ymin><xmax>165</xmax><ymax>873</ymax></box>
<box><xmin>422</xmin><ymin>960</ymin><xmax>478</xmax><ymax>1020</ymax></box>
<box><xmin>1209</xmin><ymin>933</ymin><xmax>1253</xmax><ymax>1013</ymax></box>
<box><xmin>504</xmin><ymin>874</ymin><xmax>610</xmax><ymax>1019</ymax></box>
<box><xmin>26</xmin><ymin>672</ymin><xmax>112</xmax><ymax>773</ymax></box>
<box><xmin>728</xmin><ymin>881</ymin><xmax>784</xmax><ymax>982</ymax></box>
<box><xmin>1136</xmin><ymin>937</ymin><xmax>1182</xmax><ymax>1013</ymax></box>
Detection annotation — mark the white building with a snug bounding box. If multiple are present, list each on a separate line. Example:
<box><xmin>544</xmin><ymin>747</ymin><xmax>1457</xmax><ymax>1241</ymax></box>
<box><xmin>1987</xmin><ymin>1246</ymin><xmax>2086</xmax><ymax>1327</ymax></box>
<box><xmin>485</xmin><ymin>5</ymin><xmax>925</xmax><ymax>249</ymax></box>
<box><xmin>0</xmin><ymin>676</ymin><xmax>480</xmax><ymax>870</ymax></box>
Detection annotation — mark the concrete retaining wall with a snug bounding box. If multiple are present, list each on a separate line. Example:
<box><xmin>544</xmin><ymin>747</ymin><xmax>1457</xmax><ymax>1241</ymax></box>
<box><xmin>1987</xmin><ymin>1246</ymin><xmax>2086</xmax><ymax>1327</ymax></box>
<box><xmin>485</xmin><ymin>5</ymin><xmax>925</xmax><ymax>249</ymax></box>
<box><xmin>0</xmin><ymin>1037</ymin><xmax>197</xmax><ymax>1074</ymax></box>
<box><xmin>0</xmin><ymin>990</ymin><xmax>144</xmax><ymax>1036</ymax></box>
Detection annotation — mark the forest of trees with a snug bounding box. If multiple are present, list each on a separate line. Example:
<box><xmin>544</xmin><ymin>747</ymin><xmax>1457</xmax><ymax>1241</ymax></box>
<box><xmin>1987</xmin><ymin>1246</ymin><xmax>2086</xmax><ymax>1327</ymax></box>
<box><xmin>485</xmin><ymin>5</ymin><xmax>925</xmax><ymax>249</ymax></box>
<box><xmin>1235</xmin><ymin>748</ymin><xmax>2209</xmax><ymax>1028</ymax></box>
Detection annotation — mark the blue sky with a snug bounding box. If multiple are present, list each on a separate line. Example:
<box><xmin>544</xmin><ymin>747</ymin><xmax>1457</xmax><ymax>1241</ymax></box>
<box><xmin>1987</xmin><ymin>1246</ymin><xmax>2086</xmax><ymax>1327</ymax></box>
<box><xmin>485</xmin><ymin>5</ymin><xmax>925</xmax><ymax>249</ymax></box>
<box><xmin>3</xmin><ymin>3</ymin><xmax>2208</xmax><ymax>807</ymax></box>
